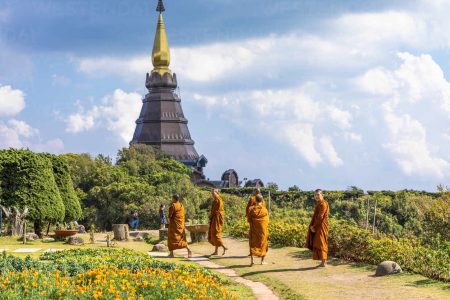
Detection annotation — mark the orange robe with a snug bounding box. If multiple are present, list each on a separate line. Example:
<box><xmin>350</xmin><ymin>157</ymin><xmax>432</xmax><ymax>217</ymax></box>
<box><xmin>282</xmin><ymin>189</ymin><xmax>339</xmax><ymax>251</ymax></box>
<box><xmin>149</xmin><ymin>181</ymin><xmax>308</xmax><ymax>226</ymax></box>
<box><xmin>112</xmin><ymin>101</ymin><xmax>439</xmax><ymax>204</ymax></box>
<box><xmin>249</xmin><ymin>204</ymin><xmax>269</xmax><ymax>257</ymax></box>
<box><xmin>306</xmin><ymin>200</ymin><xmax>329</xmax><ymax>260</ymax></box>
<box><xmin>246</xmin><ymin>195</ymin><xmax>266</xmax><ymax>222</ymax></box>
<box><xmin>246</xmin><ymin>195</ymin><xmax>266</xmax><ymax>250</ymax></box>
<box><xmin>208</xmin><ymin>194</ymin><xmax>225</xmax><ymax>247</ymax></box>
<box><xmin>168</xmin><ymin>201</ymin><xmax>188</xmax><ymax>251</ymax></box>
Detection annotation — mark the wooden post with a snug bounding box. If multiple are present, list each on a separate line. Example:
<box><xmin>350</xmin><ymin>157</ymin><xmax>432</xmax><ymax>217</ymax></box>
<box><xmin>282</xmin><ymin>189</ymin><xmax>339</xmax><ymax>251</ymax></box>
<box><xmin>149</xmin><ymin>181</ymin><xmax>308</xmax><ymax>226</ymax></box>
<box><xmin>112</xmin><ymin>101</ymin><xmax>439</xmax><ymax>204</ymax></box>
<box><xmin>365</xmin><ymin>198</ymin><xmax>370</xmax><ymax>230</ymax></box>
<box><xmin>23</xmin><ymin>221</ymin><xmax>26</xmax><ymax>244</ymax></box>
<box><xmin>372</xmin><ymin>199</ymin><xmax>378</xmax><ymax>234</ymax></box>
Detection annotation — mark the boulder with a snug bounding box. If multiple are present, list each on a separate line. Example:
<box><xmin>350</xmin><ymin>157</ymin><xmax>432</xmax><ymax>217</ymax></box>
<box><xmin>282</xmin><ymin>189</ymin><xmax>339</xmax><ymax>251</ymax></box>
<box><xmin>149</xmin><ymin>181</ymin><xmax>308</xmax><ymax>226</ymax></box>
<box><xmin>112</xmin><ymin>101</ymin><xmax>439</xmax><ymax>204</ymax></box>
<box><xmin>68</xmin><ymin>236</ymin><xmax>84</xmax><ymax>245</ymax></box>
<box><xmin>129</xmin><ymin>231</ymin><xmax>150</xmax><ymax>239</ymax></box>
<box><xmin>77</xmin><ymin>225</ymin><xmax>86</xmax><ymax>234</ymax></box>
<box><xmin>42</xmin><ymin>237</ymin><xmax>56</xmax><ymax>243</ymax></box>
<box><xmin>152</xmin><ymin>243</ymin><xmax>168</xmax><ymax>252</ymax></box>
<box><xmin>375</xmin><ymin>261</ymin><xmax>402</xmax><ymax>276</ymax></box>
<box><xmin>134</xmin><ymin>236</ymin><xmax>144</xmax><ymax>242</ymax></box>
<box><xmin>20</xmin><ymin>233</ymin><xmax>39</xmax><ymax>241</ymax></box>
<box><xmin>159</xmin><ymin>228</ymin><xmax>168</xmax><ymax>240</ymax></box>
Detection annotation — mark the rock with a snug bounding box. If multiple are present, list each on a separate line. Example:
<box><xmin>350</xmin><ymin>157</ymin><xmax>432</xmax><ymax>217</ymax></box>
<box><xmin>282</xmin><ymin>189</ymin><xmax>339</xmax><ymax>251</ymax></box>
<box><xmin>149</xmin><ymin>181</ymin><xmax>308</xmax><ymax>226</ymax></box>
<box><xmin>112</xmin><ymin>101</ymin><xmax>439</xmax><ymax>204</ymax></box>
<box><xmin>77</xmin><ymin>225</ymin><xmax>86</xmax><ymax>234</ymax></box>
<box><xmin>68</xmin><ymin>236</ymin><xmax>84</xmax><ymax>245</ymax></box>
<box><xmin>375</xmin><ymin>261</ymin><xmax>402</xmax><ymax>276</ymax></box>
<box><xmin>159</xmin><ymin>228</ymin><xmax>168</xmax><ymax>240</ymax></box>
<box><xmin>42</xmin><ymin>237</ymin><xmax>55</xmax><ymax>243</ymax></box>
<box><xmin>152</xmin><ymin>243</ymin><xmax>168</xmax><ymax>252</ymax></box>
<box><xmin>134</xmin><ymin>236</ymin><xmax>144</xmax><ymax>242</ymax></box>
<box><xmin>20</xmin><ymin>233</ymin><xmax>39</xmax><ymax>241</ymax></box>
<box><xmin>129</xmin><ymin>231</ymin><xmax>150</xmax><ymax>239</ymax></box>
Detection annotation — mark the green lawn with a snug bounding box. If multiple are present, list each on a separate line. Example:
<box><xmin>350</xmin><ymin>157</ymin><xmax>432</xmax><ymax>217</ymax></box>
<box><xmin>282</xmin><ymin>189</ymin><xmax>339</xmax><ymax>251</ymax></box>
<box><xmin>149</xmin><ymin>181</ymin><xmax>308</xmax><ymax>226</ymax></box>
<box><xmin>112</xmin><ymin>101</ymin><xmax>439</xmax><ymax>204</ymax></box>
<box><xmin>185</xmin><ymin>237</ymin><xmax>450</xmax><ymax>300</ymax></box>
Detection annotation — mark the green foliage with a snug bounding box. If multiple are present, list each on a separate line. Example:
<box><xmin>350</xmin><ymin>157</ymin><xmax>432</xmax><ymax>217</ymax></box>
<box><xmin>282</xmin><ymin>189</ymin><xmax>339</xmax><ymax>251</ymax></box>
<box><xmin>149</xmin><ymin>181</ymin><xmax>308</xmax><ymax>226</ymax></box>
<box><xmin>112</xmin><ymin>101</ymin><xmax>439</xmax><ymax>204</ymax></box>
<box><xmin>62</xmin><ymin>153</ymin><xmax>96</xmax><ymax>192</ymax></box>
<box><xmin>61</xmin><ymin>145</ymin><xmax>209</xmax><ymax>230</ymax></box>
<box><xmin>44</xmin><ymin>154</ymin><xmax>82</xmax><ymax>222</ymax></box>
<box><xmin>0</xmin><ymin>149</ymin><xmax>65</xmax><ymax>223</ymax></box>
<box><xmin>227</xmin><ymin>212</ymin><xmax>450</xmax><ymax>281</ymax></box>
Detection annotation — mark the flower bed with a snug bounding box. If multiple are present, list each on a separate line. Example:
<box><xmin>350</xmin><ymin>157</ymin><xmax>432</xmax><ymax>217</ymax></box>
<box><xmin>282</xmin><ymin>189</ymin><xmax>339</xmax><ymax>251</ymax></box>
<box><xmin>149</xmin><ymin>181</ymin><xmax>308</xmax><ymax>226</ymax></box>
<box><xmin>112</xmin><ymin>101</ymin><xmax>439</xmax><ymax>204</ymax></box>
<box><xmin>0</xmin><ymin>249</ymin><xmax>236</xmax><ymax>299</ymax></box>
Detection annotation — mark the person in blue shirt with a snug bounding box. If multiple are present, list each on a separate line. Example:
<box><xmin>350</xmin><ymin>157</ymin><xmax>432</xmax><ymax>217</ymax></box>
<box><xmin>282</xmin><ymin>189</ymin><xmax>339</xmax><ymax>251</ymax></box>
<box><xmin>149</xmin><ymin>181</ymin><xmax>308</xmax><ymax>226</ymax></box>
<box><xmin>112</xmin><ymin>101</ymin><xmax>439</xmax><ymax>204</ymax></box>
<box><xmin>129</xmin><ymin>211</ymin><xmax>139</xmax><ymax>230</ymax></box>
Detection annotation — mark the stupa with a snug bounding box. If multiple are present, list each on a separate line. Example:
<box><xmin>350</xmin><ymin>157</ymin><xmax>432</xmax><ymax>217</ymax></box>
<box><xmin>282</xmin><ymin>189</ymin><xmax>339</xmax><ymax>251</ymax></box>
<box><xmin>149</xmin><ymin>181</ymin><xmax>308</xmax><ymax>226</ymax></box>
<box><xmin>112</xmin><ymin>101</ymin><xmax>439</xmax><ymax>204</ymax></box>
<box><xmin>131</xmin><ymin>0</ymin><xmax>207</xmax><ymax>181</ymax></box>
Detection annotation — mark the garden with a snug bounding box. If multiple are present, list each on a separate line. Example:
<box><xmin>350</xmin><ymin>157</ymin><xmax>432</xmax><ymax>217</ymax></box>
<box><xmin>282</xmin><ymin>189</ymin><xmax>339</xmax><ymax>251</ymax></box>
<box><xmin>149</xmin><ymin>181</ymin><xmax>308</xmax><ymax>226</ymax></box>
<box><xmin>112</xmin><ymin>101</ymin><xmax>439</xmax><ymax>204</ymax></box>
<box><xmin>1</xmin><ymin>145</ymin><xmax>449</xmax><ymax>299</ymax></box>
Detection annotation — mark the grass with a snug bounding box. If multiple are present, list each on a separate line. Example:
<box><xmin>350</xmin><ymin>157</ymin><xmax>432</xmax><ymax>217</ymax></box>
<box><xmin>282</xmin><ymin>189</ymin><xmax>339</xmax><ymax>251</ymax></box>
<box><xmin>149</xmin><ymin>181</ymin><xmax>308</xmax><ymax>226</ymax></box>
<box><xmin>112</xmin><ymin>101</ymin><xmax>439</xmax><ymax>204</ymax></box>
<box><xmin>187</xmin><ymin>237</ymin><xmax>450</xmax><ymax>300</ymax></box>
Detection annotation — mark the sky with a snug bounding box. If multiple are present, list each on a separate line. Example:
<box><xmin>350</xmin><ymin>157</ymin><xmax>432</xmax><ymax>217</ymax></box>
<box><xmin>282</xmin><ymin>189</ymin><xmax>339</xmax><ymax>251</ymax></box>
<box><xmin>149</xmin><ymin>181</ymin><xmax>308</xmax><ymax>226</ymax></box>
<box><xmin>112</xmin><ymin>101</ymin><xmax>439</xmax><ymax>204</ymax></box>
<box><xmin>1</xmin><ymin>0</ymin><xmax>450</xmax><ymax>191</ymax></box>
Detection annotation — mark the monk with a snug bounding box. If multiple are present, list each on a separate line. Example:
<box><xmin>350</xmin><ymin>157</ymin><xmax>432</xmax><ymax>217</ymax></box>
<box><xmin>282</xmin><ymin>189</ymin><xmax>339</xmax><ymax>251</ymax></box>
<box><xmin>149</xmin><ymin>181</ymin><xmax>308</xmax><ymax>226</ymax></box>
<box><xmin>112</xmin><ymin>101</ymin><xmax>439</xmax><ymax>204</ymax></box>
<box><xmin>249</xmin><ymin>194</ymin><xmax>269</xmax><ymax>265</ymax></box>
<box><xmin>246</xmin><ymin>188</ymin><xmax>265</xmax><ymax>255</ymax></box>
<box><xmin>306</xmin><ymin>189</ymin><xmax>329</xmax><ymax>267</ymax></box>
<box><xmin>246</xmin><ymin>188</ymin><xmax>265</xmax><ymax>221</ymax></box>
<box><xmin>208</xmin><ymin>189</ymin><xmax>228</xmax><ymax>256</ymax></box>
<box><xmin>168</xmin><ymin>194</ymin><xmax>192</xmax><ymax>258</ymax></box>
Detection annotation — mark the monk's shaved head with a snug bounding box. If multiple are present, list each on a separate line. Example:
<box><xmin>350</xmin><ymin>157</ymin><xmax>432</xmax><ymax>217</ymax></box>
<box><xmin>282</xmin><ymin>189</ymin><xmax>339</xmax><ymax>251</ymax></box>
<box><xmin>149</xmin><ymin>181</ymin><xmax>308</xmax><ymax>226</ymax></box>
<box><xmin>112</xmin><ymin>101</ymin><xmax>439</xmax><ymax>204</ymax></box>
<box><xmin>314</xmin><ymin>189</ymin><xmax>324</xmax><ymax>202</ymax></box>
<box><xmin>253</xmin><ymin>188</ymin><xmax>261</xmax><ymax>195</ymax></box>
<box><xmin>256</xmin><ymin>194</ymin><xmax>264</xmax><ymax>203</ymax></box>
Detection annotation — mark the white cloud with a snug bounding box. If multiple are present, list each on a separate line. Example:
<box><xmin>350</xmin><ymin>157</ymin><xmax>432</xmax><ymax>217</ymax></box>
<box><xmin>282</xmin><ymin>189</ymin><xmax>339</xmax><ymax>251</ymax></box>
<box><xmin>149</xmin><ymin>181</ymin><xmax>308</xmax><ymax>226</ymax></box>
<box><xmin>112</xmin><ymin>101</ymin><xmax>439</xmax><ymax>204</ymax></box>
<box><xmin>0</xmin><ymin>121</ymin><xmax>24</xmax><ymax>148</ymax></box>
<box><xmin>77</xmin><ymin>56</ymin><xmax>149</xmax><ymax>80</ymax></box>
<box><xmin>384</xmin><ymin>112</ymin><xmax>449</xmax><ymax>178</ymax></box>
<box><xmin>282</xmin><ymin>123</ymin><xmax>322</xmax><ymax>167</ymax></box>
<box><xmin>0</xmin><ymin>85</ymin><xmax>25</xmax><ymax>116</ymax></box>
<box><xmin>0</xmin><ymin>119</ymin><xmax>64</xmax><ymax>153</ymax></box>
<box><xmin>51</xmin><ymin>74</ymin><xmax>71</xmax><ymax>87</ymax></box>
<box><xmin>65</xmin><ymin>108</ymin><xmax>98</xmax><ymax>133</ymax></box>
<box><xmin>191</xmin><ymin>84</ymin><xmax>351</xmax><ymax>167</ymax></box>
<box><xmin>65</xmin><ymin>89</ymin><xmax>142</xmax><ymax>143</ymax></box>
<box><xmin>344</xmin><ymin>132</ymin><xmax>362</xmax><ymax>142</ymax></box>
<box><xmin>32</xmin><ymin>138</ymin><xmax>65</xmax><ymax>154</ymax></box>
<box><xmin>74</xmin><ymin>3</ymin><xmax>450</xmax><ymax>86</ymax></box>
<box><xmin>357</xmin><ymin>52</ymin><xmax>450</xmax><ymax>177</ymax></box>
<box><xmin>320</xmin><ymin>136</ymin><xmax>343</xmax><ymax>167</ymax></box>
<box><xmin>7</xmin><ymin>119</ymin><xmax>38</xmax><ymax>138</ymax></box>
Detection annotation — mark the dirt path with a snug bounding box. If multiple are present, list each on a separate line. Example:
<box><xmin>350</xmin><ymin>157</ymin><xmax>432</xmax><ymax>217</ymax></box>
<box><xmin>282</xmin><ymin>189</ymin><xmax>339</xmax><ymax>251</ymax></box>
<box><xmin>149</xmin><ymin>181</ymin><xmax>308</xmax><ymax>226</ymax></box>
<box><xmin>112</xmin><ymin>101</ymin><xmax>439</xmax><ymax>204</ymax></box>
<box><xmin>187</xmin><ymin>238</ymin><xmax>450</xmax><ymax>300</ymax></box>
<box><xmin>174</xmin><ymin>250</ymin><xmax>279</xmax><ymax>300</ymax></box>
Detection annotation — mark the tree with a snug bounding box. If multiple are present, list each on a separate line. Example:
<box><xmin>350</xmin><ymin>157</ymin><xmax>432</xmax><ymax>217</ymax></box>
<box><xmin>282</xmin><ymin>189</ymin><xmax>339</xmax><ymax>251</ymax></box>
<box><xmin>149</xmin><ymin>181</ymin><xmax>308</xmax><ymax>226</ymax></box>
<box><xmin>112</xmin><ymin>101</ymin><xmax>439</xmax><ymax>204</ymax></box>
<box><xmin>63</xmin><ymin>153</ymin><xmax>96</xmax><ymax>192</ymax></box>
<box><xmin>0</xmin><ymin>149</ymin><xmax>65</xmax><ymax>236</ymax></box>
<box><xmin>288</xmin><ymin>185</ymin><xmax>301</xmax><ymax>192</ymax></box>
<box><xmin>43</xmin><ymin>154</ymin><xmax>82</xmax><ymax>222</ymax></box>
<box><xmin>266</xmin><ymin>182</ymin><xmax>279</xmax><ymax>192</ymax></box>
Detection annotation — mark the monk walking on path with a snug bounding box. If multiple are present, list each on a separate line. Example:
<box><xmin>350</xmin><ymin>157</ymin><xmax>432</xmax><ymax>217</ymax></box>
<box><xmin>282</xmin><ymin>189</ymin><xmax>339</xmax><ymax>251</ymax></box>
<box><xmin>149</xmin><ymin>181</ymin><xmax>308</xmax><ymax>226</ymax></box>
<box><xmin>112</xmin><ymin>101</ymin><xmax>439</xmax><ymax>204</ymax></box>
<box><xmin>249</xmin><ymin>194</ymin><xmax>269</xmax><ymax>266</ymax></box>
<box><xmin>208</xmin><ymin>189</ymin><xmax>228</xmax><ymax>256</ymax></box>
<box><xmin>168</xmin><ymin>194</ymin><xmax>192</xmax><ymax>258</ymax></box>
<box><xmin>306</xmin><ymin>189</ymin><xmax>329</xmax><ymax>267</ymax></box>
<box><xmin>246</xmin><ymin>188</ymin><xmax>265</xmax><ymax>256</ymax></box>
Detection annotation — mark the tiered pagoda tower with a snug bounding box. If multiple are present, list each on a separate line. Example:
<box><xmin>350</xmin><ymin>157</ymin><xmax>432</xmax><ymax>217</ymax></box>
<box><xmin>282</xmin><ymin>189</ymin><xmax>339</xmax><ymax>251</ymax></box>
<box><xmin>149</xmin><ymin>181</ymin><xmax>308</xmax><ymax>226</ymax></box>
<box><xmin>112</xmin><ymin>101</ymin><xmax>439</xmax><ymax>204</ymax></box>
<box><xmin>131</xmin><ymin>0</ymin><xmax>207</xmax><ymax>181</ymax></box>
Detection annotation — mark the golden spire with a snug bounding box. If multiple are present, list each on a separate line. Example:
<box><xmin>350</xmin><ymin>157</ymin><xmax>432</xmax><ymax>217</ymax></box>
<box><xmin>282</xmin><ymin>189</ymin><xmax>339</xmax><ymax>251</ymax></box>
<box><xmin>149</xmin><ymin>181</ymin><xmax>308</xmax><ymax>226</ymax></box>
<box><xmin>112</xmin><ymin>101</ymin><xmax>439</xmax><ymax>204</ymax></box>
<box><xmin>152</xmin><ymin>0</ymin><xmax>171</xmax><ymax>76</ymax></box>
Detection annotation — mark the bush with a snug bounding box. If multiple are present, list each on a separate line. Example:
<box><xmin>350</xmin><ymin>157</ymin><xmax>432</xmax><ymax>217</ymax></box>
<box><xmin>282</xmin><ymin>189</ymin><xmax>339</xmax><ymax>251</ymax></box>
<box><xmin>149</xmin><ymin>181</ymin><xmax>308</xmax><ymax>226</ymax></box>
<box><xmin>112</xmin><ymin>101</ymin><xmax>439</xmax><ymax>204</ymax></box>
<box><xmin>0</xmin><ymin>149</ymin><xmax>65</xmax><ymax>231</ymax></box>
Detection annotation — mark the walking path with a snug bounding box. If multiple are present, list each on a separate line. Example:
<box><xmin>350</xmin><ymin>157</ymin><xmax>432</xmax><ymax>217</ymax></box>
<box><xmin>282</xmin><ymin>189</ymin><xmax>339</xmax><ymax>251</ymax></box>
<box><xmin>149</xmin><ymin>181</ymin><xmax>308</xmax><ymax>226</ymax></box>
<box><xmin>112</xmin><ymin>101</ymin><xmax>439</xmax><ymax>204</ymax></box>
<box><xmin>13</xmin><ymin>248</ymin><xmax>41</xmax><ymax>253</ymax></box>
<box><xmin>174</xmin><ymin>249</ymin><xmax>279</xmax><ymax>300</ymax></box>
<box><xmin>185</xmin><ymin>238</ymin><xmax>450</xmax><ymax>300</ymax></box>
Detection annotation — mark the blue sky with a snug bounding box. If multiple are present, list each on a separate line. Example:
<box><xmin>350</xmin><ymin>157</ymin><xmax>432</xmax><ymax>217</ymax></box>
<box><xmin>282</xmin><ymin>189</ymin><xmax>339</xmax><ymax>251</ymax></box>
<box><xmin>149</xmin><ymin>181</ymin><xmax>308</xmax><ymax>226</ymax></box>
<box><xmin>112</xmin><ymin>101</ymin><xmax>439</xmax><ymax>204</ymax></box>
<box><xmin>1</xmin><ymin>0</ymin><xmax>450</xmax><ymax>191</ymax></box>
